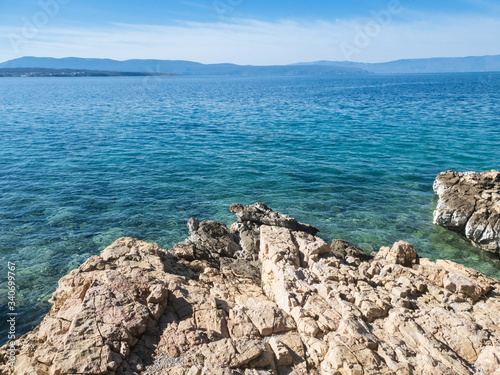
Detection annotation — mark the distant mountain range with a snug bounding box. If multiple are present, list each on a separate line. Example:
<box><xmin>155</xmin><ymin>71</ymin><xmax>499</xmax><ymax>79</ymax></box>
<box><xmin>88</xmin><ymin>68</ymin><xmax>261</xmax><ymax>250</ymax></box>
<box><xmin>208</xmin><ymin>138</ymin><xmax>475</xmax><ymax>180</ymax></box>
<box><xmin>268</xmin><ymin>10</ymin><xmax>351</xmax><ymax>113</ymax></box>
<box><xmin>0</xmin><ymin>57</ymin><xmax>367</xmax><ymax>76</ymax></box>
<box><xmin>1</xmin><ymin>55</ymin><xmax>499</xmax><ymax>76</ymax></box>
<box><xmin>293</xmin><ymin>55</ymin><xmax>500</xmax><ymax>74</ymax></box>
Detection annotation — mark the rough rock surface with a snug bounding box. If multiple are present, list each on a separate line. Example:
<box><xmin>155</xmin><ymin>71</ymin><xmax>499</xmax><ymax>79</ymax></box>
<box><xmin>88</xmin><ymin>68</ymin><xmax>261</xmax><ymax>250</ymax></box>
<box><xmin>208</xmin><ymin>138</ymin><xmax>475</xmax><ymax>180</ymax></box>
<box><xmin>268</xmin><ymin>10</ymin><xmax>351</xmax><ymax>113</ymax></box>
<box><xmin>231</xmin><ymin>203</ymin><xmax>318</xmax><ymax>234</ymax></box>
<box><xmin>433</xmin><ymin>170</ymin><xmax>500</xmax><ymax>253</ymax></box>
<box><xmin>2</xmin><ymin>203</ymin><xmax>500</xmax><ymax>375</ymax></box>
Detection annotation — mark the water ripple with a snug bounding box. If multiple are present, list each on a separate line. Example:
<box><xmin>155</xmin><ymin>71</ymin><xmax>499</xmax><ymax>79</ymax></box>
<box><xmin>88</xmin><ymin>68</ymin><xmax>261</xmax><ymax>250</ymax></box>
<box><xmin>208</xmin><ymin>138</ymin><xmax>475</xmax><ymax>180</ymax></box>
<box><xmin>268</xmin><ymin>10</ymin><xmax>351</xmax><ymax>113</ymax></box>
<box><xmin>1</xmin><ymin>73</ymin><xmax>500</xmax><ymax>343</ymax></box>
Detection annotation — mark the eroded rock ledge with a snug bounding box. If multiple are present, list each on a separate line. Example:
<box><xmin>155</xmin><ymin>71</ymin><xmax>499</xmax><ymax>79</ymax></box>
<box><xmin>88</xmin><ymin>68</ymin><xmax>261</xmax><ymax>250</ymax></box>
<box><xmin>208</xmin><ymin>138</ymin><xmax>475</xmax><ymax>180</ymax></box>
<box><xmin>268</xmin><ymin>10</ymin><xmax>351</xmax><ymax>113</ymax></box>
<box><xmin>433</xmin><ymin>170</ymin><xmax>500</xmax><ymax>253</ymax></box>
<box><xmin>2</xmin><ymin>203</ymin><xmax>500</xmax><ymax>375</ymax></box>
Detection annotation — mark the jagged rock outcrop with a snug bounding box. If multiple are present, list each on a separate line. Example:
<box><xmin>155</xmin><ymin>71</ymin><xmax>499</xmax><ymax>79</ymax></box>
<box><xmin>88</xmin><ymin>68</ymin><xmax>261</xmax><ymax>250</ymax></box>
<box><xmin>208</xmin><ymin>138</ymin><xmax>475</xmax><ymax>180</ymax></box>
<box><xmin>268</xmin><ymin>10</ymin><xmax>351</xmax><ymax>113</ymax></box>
<box><xmin>173</xmin><ymin>218</ymin><xmax>240</xmax><ymax>266</ymax></box>
<box><xmin>2</xmin><ymin>203</ymin><xmax>500</xmax><ymax>375</ymax></box>
<box><xmin>433</xmin><ymin>170</ymin><xmax>500</xmax><ymax>253</ymax></box>
<box><xmin>230</xmin><ymin>203</ymin><xmax>319</xmax><ymax>236</ymax></box>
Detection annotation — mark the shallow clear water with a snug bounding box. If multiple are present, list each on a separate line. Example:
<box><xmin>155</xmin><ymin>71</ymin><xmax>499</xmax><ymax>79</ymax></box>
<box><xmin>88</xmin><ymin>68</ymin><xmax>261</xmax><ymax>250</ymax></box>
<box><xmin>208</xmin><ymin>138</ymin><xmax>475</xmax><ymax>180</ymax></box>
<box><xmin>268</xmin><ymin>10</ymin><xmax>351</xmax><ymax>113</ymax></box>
<box><xmin>1</xmin><ymin>73</ymin><xmax>500</xmax><ymax>343</ymax></box>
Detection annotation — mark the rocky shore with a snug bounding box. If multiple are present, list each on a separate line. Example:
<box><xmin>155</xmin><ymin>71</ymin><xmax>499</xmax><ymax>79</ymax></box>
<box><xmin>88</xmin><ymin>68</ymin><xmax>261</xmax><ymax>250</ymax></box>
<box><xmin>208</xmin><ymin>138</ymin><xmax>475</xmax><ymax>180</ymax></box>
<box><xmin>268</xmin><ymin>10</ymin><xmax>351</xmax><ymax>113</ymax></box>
<box><xmin>2</xmin><ymin>203</ymin><xmax>500</xmax><ymax>375</ymax></box>
<box><xmin>433</xmin><ymin>170</ymin><xmax>500</xmax><ymax>254</ymax></box>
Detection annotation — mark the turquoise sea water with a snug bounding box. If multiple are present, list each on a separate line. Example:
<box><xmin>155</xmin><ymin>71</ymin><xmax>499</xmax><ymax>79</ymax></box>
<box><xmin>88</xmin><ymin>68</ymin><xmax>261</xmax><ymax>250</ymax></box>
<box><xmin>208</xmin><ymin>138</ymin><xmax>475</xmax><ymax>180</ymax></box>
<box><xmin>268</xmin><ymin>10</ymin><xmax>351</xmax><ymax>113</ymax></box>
<box><xmin>1</xmin><ymin>73</ymin><xmax>500</xmax><ymax>343</ymax></box>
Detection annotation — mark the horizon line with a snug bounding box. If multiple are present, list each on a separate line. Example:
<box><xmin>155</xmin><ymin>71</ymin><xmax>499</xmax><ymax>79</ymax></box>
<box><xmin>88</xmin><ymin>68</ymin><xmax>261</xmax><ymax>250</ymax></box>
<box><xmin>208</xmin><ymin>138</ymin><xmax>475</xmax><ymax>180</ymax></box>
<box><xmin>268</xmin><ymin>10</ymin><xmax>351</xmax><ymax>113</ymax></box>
<box><xmin>2</xmin><ymin>53</ymin><xmax>500</xmax><ymax>66</ymax></box>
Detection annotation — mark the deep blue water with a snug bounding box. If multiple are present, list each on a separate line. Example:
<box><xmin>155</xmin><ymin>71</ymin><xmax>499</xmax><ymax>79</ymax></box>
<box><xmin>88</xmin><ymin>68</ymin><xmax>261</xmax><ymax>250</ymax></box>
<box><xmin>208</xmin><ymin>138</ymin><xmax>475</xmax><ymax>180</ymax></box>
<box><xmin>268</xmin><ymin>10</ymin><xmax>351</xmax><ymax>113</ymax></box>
<box><xmin>1</xmin><ymin>73</ymin><xmax>500</xmax><ymax>344</ymax></box>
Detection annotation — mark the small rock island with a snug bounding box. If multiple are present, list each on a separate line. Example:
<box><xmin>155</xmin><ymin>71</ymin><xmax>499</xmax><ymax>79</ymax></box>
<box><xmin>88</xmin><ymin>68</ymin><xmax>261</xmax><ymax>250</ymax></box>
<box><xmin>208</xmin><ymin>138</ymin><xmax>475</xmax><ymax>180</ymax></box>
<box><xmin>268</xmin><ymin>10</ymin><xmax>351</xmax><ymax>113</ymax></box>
<box><xmin>2</xmin><ymin>202</ymin><xmax>500</xmax><ymax>374</ymax></box>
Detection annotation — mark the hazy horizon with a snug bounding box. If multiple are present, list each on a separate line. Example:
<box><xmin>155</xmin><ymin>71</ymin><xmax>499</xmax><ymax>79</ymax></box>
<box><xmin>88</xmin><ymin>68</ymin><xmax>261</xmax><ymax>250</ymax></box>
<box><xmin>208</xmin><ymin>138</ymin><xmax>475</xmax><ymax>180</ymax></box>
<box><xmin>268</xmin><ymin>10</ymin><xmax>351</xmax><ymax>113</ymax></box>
<box><xmin>3</xmin><ymin>53</ymin><xmax>500</xmax><ymax>67</ymax></box>
<box><xmin>2</xmin><ymin>1</ymin><xmax>500</xmax><ymax>65</ymax></box>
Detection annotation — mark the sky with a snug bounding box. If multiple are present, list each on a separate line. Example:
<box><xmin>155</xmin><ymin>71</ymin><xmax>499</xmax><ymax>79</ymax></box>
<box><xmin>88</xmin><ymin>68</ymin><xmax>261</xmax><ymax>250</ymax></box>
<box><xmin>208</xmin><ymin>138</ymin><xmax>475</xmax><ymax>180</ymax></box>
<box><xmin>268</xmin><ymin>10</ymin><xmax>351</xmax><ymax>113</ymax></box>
<box><xmin>1</xmin><ymin>0</ymin><xmax>500</xmax><ymax>65</ymax></box>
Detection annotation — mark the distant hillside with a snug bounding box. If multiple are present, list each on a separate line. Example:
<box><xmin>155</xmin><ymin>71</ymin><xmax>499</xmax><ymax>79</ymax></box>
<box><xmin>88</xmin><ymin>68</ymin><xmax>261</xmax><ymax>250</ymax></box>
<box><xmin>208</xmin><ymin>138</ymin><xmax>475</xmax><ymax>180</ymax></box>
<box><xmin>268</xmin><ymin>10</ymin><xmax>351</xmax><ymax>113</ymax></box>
<box><xmin>0</xmin><ymin>57</ymin><xmax>367</xmax><ymax>76</ymax></box>
<box><xmin>293</xmin><ymin>54</ymin><xmax>500</xmax><ymax>73</ymax></box>
<box><xmin>3</xmin><ymin>55</ymin><xmax>499</xmax><ymax>75</ymax></box>
<box><xmin>0</xmin><ymin>68</ymin><xmax>178</xmax><ymax>77</ymax></box>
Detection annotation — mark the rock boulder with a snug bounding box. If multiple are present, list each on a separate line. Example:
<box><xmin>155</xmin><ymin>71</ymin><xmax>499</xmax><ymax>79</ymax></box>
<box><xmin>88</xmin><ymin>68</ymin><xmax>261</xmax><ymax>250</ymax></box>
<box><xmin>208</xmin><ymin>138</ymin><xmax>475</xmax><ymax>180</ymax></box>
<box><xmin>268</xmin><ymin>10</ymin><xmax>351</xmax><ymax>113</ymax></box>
<box><xmin>433</xmin><ymin>170</ymin><xmax>500</xmax><ymax>253</ymax></box>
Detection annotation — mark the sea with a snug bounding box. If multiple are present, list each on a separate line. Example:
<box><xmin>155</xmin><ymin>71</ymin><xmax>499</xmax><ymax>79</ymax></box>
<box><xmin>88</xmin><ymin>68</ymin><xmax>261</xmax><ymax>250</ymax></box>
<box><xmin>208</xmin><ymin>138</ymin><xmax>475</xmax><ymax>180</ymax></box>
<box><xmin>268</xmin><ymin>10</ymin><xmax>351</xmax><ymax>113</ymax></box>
<box><xmin>1</xmin><ymin>73</ymin><xmax>500</xmax><ymax>344</ymax></box>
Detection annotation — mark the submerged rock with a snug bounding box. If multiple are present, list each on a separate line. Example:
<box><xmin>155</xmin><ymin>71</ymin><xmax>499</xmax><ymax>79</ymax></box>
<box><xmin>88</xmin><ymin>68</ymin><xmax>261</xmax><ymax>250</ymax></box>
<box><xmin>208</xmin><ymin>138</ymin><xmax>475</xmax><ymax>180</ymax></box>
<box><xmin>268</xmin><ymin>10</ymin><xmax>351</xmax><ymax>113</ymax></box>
<box><xmin>433</xmin><ymin>170</ymin><xmax>500</xmax><ymax>253</ymax></box>
<box><xmin>2</xmin><ymin>203</ymin><xmax>500</xmax><ymax>375</ymax></box>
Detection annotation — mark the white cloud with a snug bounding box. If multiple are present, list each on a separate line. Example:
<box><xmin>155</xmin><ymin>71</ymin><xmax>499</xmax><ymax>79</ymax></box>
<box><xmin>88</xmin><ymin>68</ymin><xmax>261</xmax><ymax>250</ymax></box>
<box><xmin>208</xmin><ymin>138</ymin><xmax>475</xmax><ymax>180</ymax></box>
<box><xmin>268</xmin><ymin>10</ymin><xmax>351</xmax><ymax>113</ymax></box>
<box><xmin>1</xmin><ymin>13</ymin><xmax>500</xmax><ymax>64</ymax></box>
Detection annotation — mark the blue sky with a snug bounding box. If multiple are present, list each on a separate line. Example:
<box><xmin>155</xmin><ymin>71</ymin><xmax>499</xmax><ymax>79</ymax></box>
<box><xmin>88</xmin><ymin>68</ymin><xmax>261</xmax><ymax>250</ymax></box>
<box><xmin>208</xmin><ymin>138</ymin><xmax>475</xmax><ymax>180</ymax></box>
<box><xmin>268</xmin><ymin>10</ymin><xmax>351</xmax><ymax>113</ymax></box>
<box><xmin>1</xmin><ymin>0</ymin><xmax>500</xmax><ymax>64</ymax></box>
